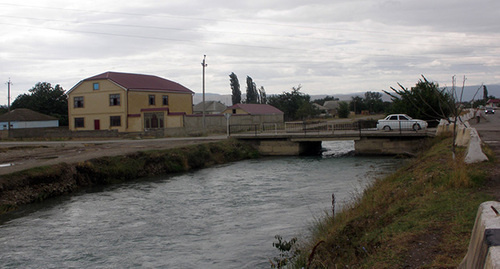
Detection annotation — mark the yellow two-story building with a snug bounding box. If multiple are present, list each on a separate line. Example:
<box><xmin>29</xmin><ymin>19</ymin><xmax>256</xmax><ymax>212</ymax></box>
<box><xmin>67</xmin><ymin>71</ymin><xmax>194</xmax><ymax>132</ymax></box>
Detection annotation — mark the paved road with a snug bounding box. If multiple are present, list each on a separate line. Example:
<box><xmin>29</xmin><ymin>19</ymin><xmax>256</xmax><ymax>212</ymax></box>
<box><xmin>470</xmin><ymin>111</ymin><xmax>500</xmax><ymax>153</ymax></box>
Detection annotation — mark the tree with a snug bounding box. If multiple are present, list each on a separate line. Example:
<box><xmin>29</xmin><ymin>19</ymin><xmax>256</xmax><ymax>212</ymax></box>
<box><xmin>11</xmin><ymin>82</ymin><xmax>68</xmax><ymax>125</ymax></box>
<box><xmin>313</xmin><ymin>95</ymin><xmax>338</xmax><ymax>105</ymax></box>
<box><xmin>364</xmin><ymin>91</ymin><xmax>386</xmax><ymax>113</ymax></box>
<box><xmin>483</xmin><ymin>85</ymin><xmax>488</xmax><ymax>102</ymax></box>
<box><xmin>259</xmin><ymin>86</ymin><xmax>267</xmax><ymax>104</ymax></box>
<box><xmin>245</xmin><ymin>76</ymin><xmax>259</xmax><ymax>104</ymax></box>
<box><xmin>229</xmin><ymin>72</ymin><xmax>241</xmax><ymax>105</ymax></box>
<box><xmin>384</xmin><ymin>76</ymin><xmax>453</xmax><ymax>123</ymax></box>
<box><xmin>350</xmin><ymin>96</ymin><xmax>365</xmax><ymax>114</ymax></box>
<box><xmin>267</xmin><ymin>85</ymin><xmax>318</xmax><ymax>121</ymax></box>
<box><xmin>338</xmin><ymin>101</ymin><xmax>350</xmax><ymax>118</ymax></box>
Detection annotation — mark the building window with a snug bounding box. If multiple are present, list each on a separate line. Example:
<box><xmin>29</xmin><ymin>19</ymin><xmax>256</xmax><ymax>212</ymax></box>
<box><xmin>74</xmin><ymin>117</ymin><xmax>84</xmax><ymax>128</ymax></box>
<box><xmin>144</xmin><ymin>113</ymin><xmax>164</xmax><ymax>129</ymax></box>
<box><xmin>93</xmin><ymin>83</ymin><xmax>100</xmax><ymax>90</ymax></box>
<box><xmin>109</xmin><ymin>94</ymin><xmax>120</xmax><ymax>106</ymax></box>
<box><xmin>149</xmin><ymin>95</ymin><xmax>155</xmax><ymax>105</ymax></box>
<box><xmin>110</xmin><ymin>116</ymin><xmax>121</xmax><ymax>127</ymax></box>
<box><xmin>74</xmin><ymin>96</ymin><xmax>84</xmax><ymax>108</ymax></box>
<box><xmin>162</xmin><ymin>95</ymin><xmax>169</xmax><ymax>106</ymax></box>
<box><xmin>232</xmin><ymin>109</ymin><xmax>237</xmax><ymax>114</ymax></box>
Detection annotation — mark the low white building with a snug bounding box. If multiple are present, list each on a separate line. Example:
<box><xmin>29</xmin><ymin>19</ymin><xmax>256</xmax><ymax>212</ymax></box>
<box><xmin>0</xmin><ymin>108</ymin><xmax>59</xmax><ymax>130</ymax></box>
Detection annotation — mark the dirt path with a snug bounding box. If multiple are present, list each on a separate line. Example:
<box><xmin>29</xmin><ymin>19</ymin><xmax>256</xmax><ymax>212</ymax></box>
<box><xmin>0</xmin><ymin>136</ymin><xmax>226</xmax><ymax>176</ymax></box>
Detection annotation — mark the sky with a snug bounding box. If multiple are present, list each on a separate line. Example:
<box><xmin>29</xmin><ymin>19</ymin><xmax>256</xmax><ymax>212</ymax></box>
<box><xmin>0</xmin><ymin>0</ymin><xmax>499</xmax><ymax>105</ymax></box>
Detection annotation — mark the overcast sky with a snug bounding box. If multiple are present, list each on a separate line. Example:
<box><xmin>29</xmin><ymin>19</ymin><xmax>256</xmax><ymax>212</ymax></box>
<box><xmin>0</xmin><ymin>0</ymin><xmax>499</xmax><ymax>105</ymax></box>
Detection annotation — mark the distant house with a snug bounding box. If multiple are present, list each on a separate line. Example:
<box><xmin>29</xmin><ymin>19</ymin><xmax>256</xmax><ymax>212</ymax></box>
<box><xmin>323</xmin><ymin>101</ymin><xmax>340</xmax><ymax>117</ymax></box>
<box><xmin>487</xmin><ymin>98</ymin><xmax>500</xmax><ymax>108</ymax></box>
<box><xmin>223</xmin><ymin>104</ymin><xmax>283</xmax><ymax>116</ymax></box>
<box><xmin>0</xmin><ymin>108</ymin><xmax>59</xmax><ymax>130</ymax></box>
<box><xmin>67</xmin><ymin>71</ymin><xmax>194</xmax><ymax>132</ymax></box>
<box><xmin>221</xmin><ymin>104</ymin><xmax>284</xmax><ymax>125</ymax></box>
<box><xmin>193</xmin><ymin>101</ymin><xmax>227</xmax><ymax>115</ymax></box>
<box><xmin>313</xmin><ymin>103</ymin><xmax>329</xmax><ymax>117</ymax></box>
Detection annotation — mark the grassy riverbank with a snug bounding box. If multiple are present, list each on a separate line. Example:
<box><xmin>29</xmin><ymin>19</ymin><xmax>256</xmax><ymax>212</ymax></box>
<box><xmin>0</xmin><ymin>139</ymin><xmax>259</xmax><ymax>215</ymax></box>
<box><xmin>289</xmin><ymin>136</ymin><xmax>496</xmax><ymax>268</ymax></box>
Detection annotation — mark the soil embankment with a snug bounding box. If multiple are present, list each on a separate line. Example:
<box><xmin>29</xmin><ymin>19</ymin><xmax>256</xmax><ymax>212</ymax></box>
<box><xmin>0</xmin><ymin>139</ymin><xmax>259</xmax><ymax>214</ymax></box>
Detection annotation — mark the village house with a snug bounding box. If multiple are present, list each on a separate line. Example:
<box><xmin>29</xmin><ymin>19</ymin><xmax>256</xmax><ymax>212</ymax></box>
<box><xmin>193</xmin><ymin>101</ymin><xmax>227</xmax><ymax>115</ymax></box>
<box><xmin>67</xmin><ymin>71</ymin><xmax>194</xmax><ymax>132</ymax></box>
<box><xmin>486</xmin><ymin>98</ymin><xmax>500</xmax><ymax>108</ymax></box>
<box><xmin>221</xmin><ymin>103</ymin><xmax>284</xmax><ymax>124</ymax></box>
<box><xmin>0</xmin><ymin>108</ymin><xmax>59</xmax><ymax>130</ymax></box>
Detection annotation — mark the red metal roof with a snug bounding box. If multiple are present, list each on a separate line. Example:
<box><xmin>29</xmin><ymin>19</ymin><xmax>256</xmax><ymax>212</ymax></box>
<box><xmin>84</xmin><ymin>71</ymin><xmax>194</xmax><ymax>94</ymax></box>
<box><xmin>226</xmin><ymin>104</ymin><xmax>283</xmax><ymax>115</ymax></box>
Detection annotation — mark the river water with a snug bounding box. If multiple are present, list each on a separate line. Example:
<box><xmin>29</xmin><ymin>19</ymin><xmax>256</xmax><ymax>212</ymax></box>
<box><xmin>0</xmin><ymin>141</ymin><xmax>401</xmax><ymax>268</ymax></box>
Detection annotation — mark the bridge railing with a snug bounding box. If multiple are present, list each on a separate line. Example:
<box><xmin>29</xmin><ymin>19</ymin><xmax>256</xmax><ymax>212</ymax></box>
<box><xmin>229</xmin><ymin>123</ymin><xmax>285</xmax><ymax>136</ymax></box>
<box><xmin>229</xmin><ymin>120</ymin><xmax>378</xmax><ymax>136</ymax></box>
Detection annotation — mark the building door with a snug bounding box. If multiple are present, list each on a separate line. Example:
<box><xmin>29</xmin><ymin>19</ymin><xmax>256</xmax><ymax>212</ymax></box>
<box><xmin>94</xmin><ymin>120</ymin><xmax>100</xmax><ymax>130</ymax></box>
<box><xmin>144</xmin><ymin>113</ymin><xmax>164</xmax><ymax>129</ymax></box>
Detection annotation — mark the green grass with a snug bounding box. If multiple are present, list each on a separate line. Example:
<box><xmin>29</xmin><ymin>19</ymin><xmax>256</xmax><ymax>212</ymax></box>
<box><xmin>292</xmin><ymin>137</ymin><xmax>494</xmax><ymax>268</ymax></box>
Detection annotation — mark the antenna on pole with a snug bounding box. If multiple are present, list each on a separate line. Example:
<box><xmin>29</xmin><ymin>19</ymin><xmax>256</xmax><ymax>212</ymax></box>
<box><xmin>201</xmin><ymin>55</ymin><xmax>207</xmax><ymax>134</ymax></box>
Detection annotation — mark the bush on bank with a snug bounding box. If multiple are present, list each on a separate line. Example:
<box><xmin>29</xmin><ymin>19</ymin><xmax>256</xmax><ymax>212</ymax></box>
<box><xmin>291</xmin><ymin>136</ymin><xmax>495</xmax><ymax>268</ymax></box>
<box><xmin>0</xmin><ymin>139</ymin><xmax>259</xmax><ymax>214</ymax></box>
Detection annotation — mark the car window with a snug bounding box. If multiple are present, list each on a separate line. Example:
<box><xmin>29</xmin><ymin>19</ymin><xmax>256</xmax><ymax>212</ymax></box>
<box><xmin>389</xmin><ymin>116</ymin><xmax>398</xmax><ymax>120</ymax></box>
<box><xmin>400</xmin><ymin>115</ymin><xmax>409</xmax><ymax>120</ymax></box>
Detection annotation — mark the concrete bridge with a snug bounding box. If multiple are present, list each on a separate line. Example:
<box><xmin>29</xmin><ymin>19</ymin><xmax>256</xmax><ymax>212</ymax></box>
<box><xmin>230</xmin><ymin>121</ymin><xmax>435</xmax><ymax>156</ymax></box>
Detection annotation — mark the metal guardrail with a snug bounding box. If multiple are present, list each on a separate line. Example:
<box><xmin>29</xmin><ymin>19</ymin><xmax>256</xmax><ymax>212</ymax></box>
<box><xmin>228</xmin><ymin>119</ymin><xmax>433</xmax><ymax>137</ymax></box>
<box><xmin>229</xmin><ymin>120</ymin><xmax>381</xmax><ymax>136</ymax></box>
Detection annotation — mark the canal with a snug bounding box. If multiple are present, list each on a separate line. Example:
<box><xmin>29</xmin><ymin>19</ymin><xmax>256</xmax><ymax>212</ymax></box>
<box><xmin>0</xmin><ymin>141</ymin><xmax>402</xmax><ymax>268</ymax></box>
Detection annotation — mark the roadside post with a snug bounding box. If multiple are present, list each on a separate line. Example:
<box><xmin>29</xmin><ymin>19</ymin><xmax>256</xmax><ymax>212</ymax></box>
<box><xmin>224</xmin><ymin>113</ymin><xmax>231</xmax><ymax>137</ymax></box>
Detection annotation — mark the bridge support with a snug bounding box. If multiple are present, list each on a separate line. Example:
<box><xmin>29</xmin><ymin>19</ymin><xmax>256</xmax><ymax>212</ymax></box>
<box><xmin>354</xmin><ymin>136</ymin><xmax>426</xmax><ymax>156</ymax></box>
<box><xmin>254</xmin><ymin>139</ymin><xmax>322</xmax><ymax>156</ymax></box>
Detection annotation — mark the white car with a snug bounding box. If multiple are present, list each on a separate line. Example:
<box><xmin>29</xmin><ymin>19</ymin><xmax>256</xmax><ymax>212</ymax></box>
<box><xmin>377</xmin><ymin>114</ymin><xmax>428</xmax><ymax>131</ymax></box>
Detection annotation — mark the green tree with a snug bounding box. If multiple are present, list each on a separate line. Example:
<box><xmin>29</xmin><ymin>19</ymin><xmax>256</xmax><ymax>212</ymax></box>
<box><xmin>11</xmin><ymin>82</ymin><xmax>68</xmax><ymax>125</ymax></box>
<box><xmin>259</xmin><ymin>86</ymin><xmax>267</xmax><ymax>104</ymax></box>
<box><xmin>483</xmin><ymin>85</ymin><xmax>488</xmax><ymax>102</ymax></box>
<box><xmin>350</xmin><ymin>96</ymin><xmax>365</xmax><ymax>114</ymax></box>
<box><xmin>384</xmin><ymin>76</ymin><xmax>453</xmax><ymax>122</ymax></box>
<box><xmin>245</xmin><ymin>76</ymin><xmax>259</xmax><ymax>104</ymax></box>
<box><xmin>338</xmin><ymin>101</ymin><xmax>350</xmax><ymax>118</ymax></box>
<box><xmin>0</xmin><ymin>105</ymin><xmax>7</xmax><ymax>115</ymax></box>
<box><xmin>313</xmin><ymin>95</ymin><xmax>338</xmax><ymax>105</ymax></box>
<box><xmin>267</xmin><ymin>85</ymin><xmax>317</xmax><ymax>121</ymax></box>
<box><xmin>229</xmin><ymin>72</ymin><xmax>241</xmax><ymax>105</ymax></box>
<box><xmin>364</xmin><ymin>91</ymin><xmax>385</xmax><ymax>113</ymax></box>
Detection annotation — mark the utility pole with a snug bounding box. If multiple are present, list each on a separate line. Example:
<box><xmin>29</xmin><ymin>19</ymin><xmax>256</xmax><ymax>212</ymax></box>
<box><xmin>6</xmin><ymin>79</ymin><xmax>12</xmax><ymax>137</ymax></box>
<box><xmin>201</xmin><ymin>55</ymin><xmax>207</xmax><ymax>134</ymax></box>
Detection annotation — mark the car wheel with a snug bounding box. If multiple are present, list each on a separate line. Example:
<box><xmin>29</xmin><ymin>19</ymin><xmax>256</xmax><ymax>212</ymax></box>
<box><xmin>383</xmin><ymin>125</ymin><xmax>391</xmax><ymax>131</ymax></box>
<box><xmin>413</xmin><ymin>123</ymin><xmax>421</xmax><ymax>131</ymax></box>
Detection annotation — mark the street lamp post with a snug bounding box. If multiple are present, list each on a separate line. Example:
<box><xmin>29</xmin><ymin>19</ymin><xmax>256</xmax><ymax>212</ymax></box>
<box><xmin>201</xmin><ymin>55</ymin><xmax>207</xmax><ymax>134</ymax></box>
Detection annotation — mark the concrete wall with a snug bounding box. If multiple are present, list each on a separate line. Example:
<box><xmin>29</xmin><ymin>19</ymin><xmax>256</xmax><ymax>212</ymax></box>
<box><xmin>184</xmin><ymin>114</ymin><xmax>284</xmax><ymax>134</ymax></box>
<box><xmin>354</xmin><ymin>137</ymin><xmax>425</xmax><ymax>156</ymax></box>
<box><xmin>459</xmin><ymin>201</ymin><xmax>500</xmax><ymax>269</ymax></box>
<box><xmin>244</xmin><ymin>139</ymin><xmax>322</xmax><ymax>156</ymax></box>
<box><xmin>435</xmin><ymin>110</ymin><xmax>488</xmax><ymax>164</ymax></box>
<box><xmin>0</xmin><ymin>127</ymin><xmax>120</xmax><ymax>139</ymax></box>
